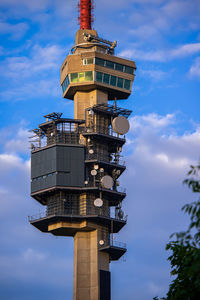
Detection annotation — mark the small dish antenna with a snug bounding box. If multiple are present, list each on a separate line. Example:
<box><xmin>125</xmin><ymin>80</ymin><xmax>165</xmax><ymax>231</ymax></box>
<box><xmin>94</xmin><ymin>164</ymin><xmax>99</xmax><ymax>170</ymax></box>
<box><xmin>91</xmin><ymin>169</ymin><xmax>97</xmax><ymax>176</ymax></box>
<box><xmin>99</xmin><ymin>240</ymin><xmax>104</xmax><ymax>246</ymax></box>
<box><xmin>89</xmin><ymin>110</ymin><xmax>93</xmax><ymax>115</ymax></box>
<box><xmin>112</xmin><ymin>116</ymin><xmax>130</xmax><ymax>135</ymax></box>
<box><xmin>89</xmin><ymin>149</ymin><xmax>94</xmax><ymax>154</ymax></box>
<box><xmin>94</xmin><ymin>198</ymin><xmax>103</xmax><ymax>207</ymax></box>
<box><xmin>101</xmin><ymin>175</ymin><xmax>114</xmax><ymax>189</ymax></box>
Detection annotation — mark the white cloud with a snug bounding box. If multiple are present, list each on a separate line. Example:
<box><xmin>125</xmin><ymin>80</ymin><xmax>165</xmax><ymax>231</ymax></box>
<box><xmin>171</xmin><ymin>43</ymin><xmax>200</xmax><ymax>58</ymax></box>
<box><xmin>0</xmin><ymin>0</ymin><xmax>50</xmax><ymax>12</ymax></box>
<box><xmin>122</xmin><ymin>113</ymin><xmax>200</xmax><ymax>237</ymax></box>
<box><xmin>189</xmin><ymin>56</ymin><xmax>200</xmax><ymax>78</ymax></box>
<box><xmin>120</xmin><ymin>43</ymin><xmax>200</xmax><ymax>62</ymax></box>
<box><xmin>130</xmin><ymin>113</ymin><xmax>175</xmax><ymax>131</ymax></box>
<box><xmin>139</xmin><ymin>69</ymin><xmax>168</xmax><ymax>80</ymax></box>
<box><xmin>0</xmin><ymin>78</ymin><xmax>60</xmax><ymax>102</ymax></box>
<box><xmin>2</xmin><ymin>44</ymin><xmax>65</xmax><ymax>79</ymax></box>
<box><xmin>4</xmin><ymin>128</ymin><xmax>30</xmax><ymax>154</ymax></box>
<box><xmin>0</xmin><ymin>153</ymin><xmax>26</xmax><ymax>171</ymax></box>
<box><xmin>23</xmin><ymin>248</ymin><xmax>46</xmax><ymax>262</ymax></box>
<box><xmin>0</xmin><ymin>20</ymin><xmax>29</xmax><ymax>39</ymax></box>
<box><xmin>0</xmin><ymin>44</ymin><xmax>65</xmax><ymax>101</ymax></box>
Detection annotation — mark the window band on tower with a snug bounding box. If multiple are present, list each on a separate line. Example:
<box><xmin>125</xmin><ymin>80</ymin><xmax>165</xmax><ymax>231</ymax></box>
<box><xmin>83</xmin><ymin>57</ymin><xmax>135</xmax><ymax>75</ymax></box>
<box><xmin>62</xmin><ymin>71</ymin><xmax>131</xmax><ymax>92</ymax></box>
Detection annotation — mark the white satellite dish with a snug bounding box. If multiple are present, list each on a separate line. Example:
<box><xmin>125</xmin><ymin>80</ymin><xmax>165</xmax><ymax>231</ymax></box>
<box><xmin>51</xmin><ymin>132</ymin><xmax>54</xmax><ymax>136</ymax></box>
<box><xmin>99</xmin><ymin>240</ymin><xmax>104</xmax><ymax>246</ymax></box>
<box><xmin>91</xmin><ymin>169</ymin><xmax>97</xmax><ymax>176</ymax></box>
<box><xmin>89</xmin><ymin>110</ymin><xmax>93</xmax><ymax>115</ymax></box>
<box><xmin>94</xmin><ymin>198</ymin><xmax>103</xmax><ymax>207</ymax></box>
<box><xmin>101</xmin><ymin>175</ymin><xmax>114</xmax><ymax>189</ymax></box>
<box><xmin>100</xmin><ymin>168</ymin><xmax>104</xmax><ymax>173</ymax></box>
<box><xmin>89</xmin><ymin>149</ymin><xmax>94</xmax><ymax>154</ymax></box>
<box><xmin>112</xmin><ymin>116</ymin><xmax>130</xmax><ymax>135</ymax></box>
<box><xmin>94</xmin><ymin>164</ymin><xmax>99</xmax><ymax>170</ymax></box>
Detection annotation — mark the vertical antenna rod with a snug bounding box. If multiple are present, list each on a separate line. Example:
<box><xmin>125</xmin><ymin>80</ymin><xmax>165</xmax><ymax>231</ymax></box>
<box><xmin>78</xmin><ymin>0</ymin><xmax>94</xmax><ymax>30</ymax></box>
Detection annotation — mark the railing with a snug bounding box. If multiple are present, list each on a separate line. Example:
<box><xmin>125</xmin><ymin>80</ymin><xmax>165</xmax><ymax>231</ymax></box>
<box><xmin>47</xmin><ymin>132</ymin><xmax>80</xmax><ymax>146</ymax></box>
<box><xmin>99</xmin><ymin>237</ymin><xmax>127</xmax><ymax>249</ymax></box>
<box><xmin>117</xmin><ymin>187</ymin><xmax>126</xmax><ymax>193</ymax></box>
<box><xmin>28</xmin><ymin>204</ymin><xmax>127</xmax><ymax>223</ymax></box>
<box><xmin>110</xmin><ymin>239</ymin><xmax>127</xmax><ymax>249</ymax></box>
<box><xmin>85</xmin><ymin>152</ymin><xmax>125</xmax><ymax>166</ymax></box>
<box><xmin>28</xmin><ymin>211</ymin><xmax>46</xmax><ymax>221</ymax></box>
<box><xmin>85</xmin><ymin>180</ymin><xmax>126</xmax><ymax>194</ymax></box>
<box><xmin>84</xmin><ymin>125</ymin><xmax>125</xmax><ymax>139</ymax></box>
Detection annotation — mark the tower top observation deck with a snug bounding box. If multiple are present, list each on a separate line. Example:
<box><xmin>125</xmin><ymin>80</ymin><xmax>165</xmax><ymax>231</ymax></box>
<box><xmin>60</xmin><ymin>1</ymin><xmax>136</xmax><ymax>116</ymax></box>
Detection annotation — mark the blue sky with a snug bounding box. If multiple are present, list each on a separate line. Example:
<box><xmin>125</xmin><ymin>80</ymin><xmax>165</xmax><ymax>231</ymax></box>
<box><xmin>0</xmin><ymin>0</ymin><xmax>200</xmax><ymax>299</ymax></box>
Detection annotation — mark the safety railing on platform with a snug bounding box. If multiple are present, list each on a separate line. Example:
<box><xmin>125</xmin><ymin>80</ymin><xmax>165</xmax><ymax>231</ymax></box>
<box><xmin>85</xmin><ymin>152</ymin><xmax>125</xmax><ymax>166</ymax></box>
<box><xmin>98</xmin><ymin>237</ymin><xmax>127</xmax><ymax>250</ymax></box>
<box><xmin>83</xmin><ymin>125</ymin><xmax>125</xmax><ymax>139</ymax></box>
<box><xmin>28</xmin><ymin>203</ymin><xmax>127</xmax><ymax>223</ymax></box>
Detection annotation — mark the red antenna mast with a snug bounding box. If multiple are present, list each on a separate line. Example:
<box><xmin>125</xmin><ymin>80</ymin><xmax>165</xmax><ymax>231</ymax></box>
<box><xmin>78</xmin><ymin>0</ymin><xmax>94</xmax><ymax>30</ymax></box>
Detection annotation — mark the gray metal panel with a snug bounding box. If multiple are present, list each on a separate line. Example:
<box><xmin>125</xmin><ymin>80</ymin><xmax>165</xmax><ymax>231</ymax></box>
<box><xmin>31</xmin><ymin>145</ymin><xmax>85</xmax><ymax>193</ymax></box>
<box><xmin>31</xmin><ymin>174</ymin><xmax>57</xmax><ymax>193</ymax></box>
<box><xmin>31</xmin><ymin>147</ymin><xmax>57</xmax><ymax>178</ymax></box>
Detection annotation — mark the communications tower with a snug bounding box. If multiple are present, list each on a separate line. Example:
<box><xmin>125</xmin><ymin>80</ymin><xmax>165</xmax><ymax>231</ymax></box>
<box><xmin>29</xmin><ymin>1</ymin><xmax>136</xmax><ymax>299</ymax></box>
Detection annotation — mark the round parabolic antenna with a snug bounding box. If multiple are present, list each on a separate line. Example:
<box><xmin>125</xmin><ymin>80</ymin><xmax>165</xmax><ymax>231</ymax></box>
<box><xmin>94</xmin><ymin>198</ymin><xmax>103</xmax><ymax>207</ymax></box>
<box><xmin>112</xmin><ymin>116</ymin><xmax>130</xmax><ymax>135</ymax></box>
<box><xmin>101</xmin><ymin>175</ymin><xmax>114</xmax><ymax>189</ymax></box>
<box><xmin>91</xmin><ymin>169</ymin><xmax>97</xmax><ymax>176</ymax></box>
<box><xmin>89</xmin><ymin>149</ymin><xmax>94</xmax><ymax>154</ymax></box>
<box><xmin>99</xmin><ymin>240</ymin><xmax>104</xmax><ymax>246</ymax></box>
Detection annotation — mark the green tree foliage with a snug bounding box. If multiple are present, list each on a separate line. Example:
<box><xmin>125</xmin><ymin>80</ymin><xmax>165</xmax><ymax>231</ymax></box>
<box><xmin>154</xmin><ymin>165</ymin><xmax>200</xmax><ymax>300</ymax></box>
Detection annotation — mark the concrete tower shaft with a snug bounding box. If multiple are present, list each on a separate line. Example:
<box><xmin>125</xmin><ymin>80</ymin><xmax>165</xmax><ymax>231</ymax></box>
<box><xmin>78</xmin><ymin>0</ymin><xmax>94</xmax><ymax>30</ymax></box>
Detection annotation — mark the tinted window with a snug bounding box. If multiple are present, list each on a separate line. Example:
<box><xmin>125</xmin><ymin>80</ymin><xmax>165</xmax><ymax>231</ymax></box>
<box><xmin>124</xmin><ymin>79</ymin><xmax>131</xmax><ymax>90</ymax></box>
<box><xmin>79</xmin><ymin>72</ymin><xmax>85</xmax><ymax>82</ymax></box>
<box><xmin>85</xmin><ymin>71</ymin><xmax>93</xmax><ymax>81</ymax></box>
<box><xmin>71</xmin><ymin>73</ymin><xmax>78</xmax><ymax>83</ymax></box>
<box><xmin>105</xmin><ymin>60</ymin><xmax>114</xmax><ymax>69</ymax></box>
<box><xmin>62</xmin><ymin>75</ymin><xmax>70</xmax><ymax>93</ymax></box>
<box><xmin>117</xmin><ymin>77</ymin><xmax>123</xmax><ymax>88</ymax></box>
<box><xmin>115</xmin><ymin>63</ymin><xmax>124</xmax><ymax>72</ymax></box>
<box><xmin>103</xmin><ymin>73</ymin><xmax>110</xmax><ymax>84</ymax></box>
<box><xmin>96</xmin><ymin>72</ymin><xmax>103</xmax><ymax>82</ymax></box>
<box><xmin>95</xmin><ymin>58</ymin><xmax>105</xmax><ymax>66</ymax></box>
<box><xmin>110</xmin><ymin>75</ymin><xmax>117</xmax><ymax>86</ymax></box>
<box><xmin>124</xmin><ymin>65</ymin><xmax>134</xmax><ymax>74</ymax></box>
<box><xmin>87</xmin><ymin>58</ymin><xmax>94</xmax><ymax>65</ymax></box>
